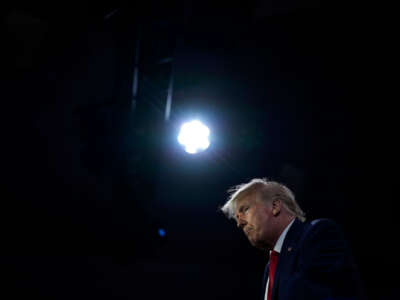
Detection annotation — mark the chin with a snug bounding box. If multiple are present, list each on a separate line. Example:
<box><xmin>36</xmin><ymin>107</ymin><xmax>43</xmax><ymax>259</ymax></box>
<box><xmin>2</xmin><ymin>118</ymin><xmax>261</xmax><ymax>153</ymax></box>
<box><xmin>251</xmin><ymin>238</ymin><xmax>270</xmax><ymax>250</ymax></box>
<box><xmin>254</xmin><ymin>243</ymin><xmax>268</xmax><ymax>251</ymax></box>
<box><xmin>250</xmin><ymin>239</ymin><xmax>265</xmax><ymax>250</ymax></box>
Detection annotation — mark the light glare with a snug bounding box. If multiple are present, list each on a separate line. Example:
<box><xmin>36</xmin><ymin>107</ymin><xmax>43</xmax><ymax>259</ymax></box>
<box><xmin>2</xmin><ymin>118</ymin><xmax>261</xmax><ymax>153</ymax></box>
<box><xmin>178</xmin><ymin>120</ymin><xmax>210</xmax><ymax>154</ymax></box>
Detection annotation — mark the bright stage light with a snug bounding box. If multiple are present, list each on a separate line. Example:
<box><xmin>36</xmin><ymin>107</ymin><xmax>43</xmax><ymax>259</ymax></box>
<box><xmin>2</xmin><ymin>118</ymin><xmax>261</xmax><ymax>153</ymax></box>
<box><xmin>177</xmin><ymin>120</ymin><xmax>210</xmax><ymax>154</ymax></box>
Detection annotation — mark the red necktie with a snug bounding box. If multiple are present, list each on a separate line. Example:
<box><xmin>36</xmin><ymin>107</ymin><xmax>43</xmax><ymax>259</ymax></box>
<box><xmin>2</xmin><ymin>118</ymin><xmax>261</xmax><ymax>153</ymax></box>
<box><xmin>267</xmin><ymin>250</ymin><xmax>279</xmax><ymax>300</ymax></box>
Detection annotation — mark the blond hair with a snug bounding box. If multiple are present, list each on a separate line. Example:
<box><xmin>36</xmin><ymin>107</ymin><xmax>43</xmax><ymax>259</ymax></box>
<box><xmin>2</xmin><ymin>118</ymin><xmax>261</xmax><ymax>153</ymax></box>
<box><xmin>220</xmin><ymin>178</ymin><xmax>306</xmax><ymax>222</ymax></box>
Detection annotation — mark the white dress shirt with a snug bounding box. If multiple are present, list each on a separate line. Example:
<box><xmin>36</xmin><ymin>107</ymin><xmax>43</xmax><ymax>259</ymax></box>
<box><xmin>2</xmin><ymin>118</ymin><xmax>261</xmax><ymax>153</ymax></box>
<box><xmin>264</xmin><ymin>218</ymin><xmax>295</xmax><ymax>300</ymax></box>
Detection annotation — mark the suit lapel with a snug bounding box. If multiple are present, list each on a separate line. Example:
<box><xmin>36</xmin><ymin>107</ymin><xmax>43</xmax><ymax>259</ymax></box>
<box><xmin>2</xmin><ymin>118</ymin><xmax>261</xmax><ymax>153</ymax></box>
<box><xmin>260</xmin><ymin>261</ymin><xmax>269</xmax><ymax>300</ymax></box>
<box><xmin>270</xmin><ymin>218</ymin><xmax>305</xmax><ymax>300</ymax></box>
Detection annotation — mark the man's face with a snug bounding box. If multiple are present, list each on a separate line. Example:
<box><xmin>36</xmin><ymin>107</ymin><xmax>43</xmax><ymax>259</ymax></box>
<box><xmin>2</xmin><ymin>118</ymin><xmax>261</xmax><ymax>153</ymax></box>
<box><xmin>235</xmin><ymin>193</ymin><xmax>276</xmax><ymax>250</ymax></box>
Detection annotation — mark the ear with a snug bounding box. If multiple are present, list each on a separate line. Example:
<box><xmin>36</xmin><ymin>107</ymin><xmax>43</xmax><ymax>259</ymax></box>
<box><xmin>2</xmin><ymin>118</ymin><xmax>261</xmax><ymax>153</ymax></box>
<box><xmin>271</xmin><ymin>198</ymin><xmax>281</xmax><ymax>216</ymax></box>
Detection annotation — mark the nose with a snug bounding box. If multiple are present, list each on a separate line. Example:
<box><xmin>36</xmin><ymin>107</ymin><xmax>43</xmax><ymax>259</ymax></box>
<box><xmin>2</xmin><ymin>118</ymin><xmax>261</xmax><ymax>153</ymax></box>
<box><xmin>236</xmin><ymin>214</ymin><xmax>247</xmax><ymax>229</ymax></box>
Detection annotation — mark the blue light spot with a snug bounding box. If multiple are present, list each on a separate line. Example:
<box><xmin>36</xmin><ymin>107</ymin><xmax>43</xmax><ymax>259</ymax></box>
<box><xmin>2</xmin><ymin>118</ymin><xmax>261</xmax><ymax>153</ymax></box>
<box><xmin>158</xmin><ymin>228</ymin><xmax>166</xmax><ymax>237</ymax></box>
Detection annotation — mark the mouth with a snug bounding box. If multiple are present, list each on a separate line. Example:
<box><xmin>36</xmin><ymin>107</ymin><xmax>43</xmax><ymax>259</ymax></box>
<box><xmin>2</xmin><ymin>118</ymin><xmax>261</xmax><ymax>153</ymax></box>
<box><xmin>244</xmin><ymin>228</ymin><xmax>252</xmax><ymax>236</ymax></box>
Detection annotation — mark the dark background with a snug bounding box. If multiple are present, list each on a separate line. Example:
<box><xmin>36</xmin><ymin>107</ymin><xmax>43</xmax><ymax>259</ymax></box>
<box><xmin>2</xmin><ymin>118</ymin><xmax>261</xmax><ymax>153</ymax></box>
<box><xmin>1</xmin><ymin>1</ymin><xmax>397</xmax><ymax>299</ymax></box>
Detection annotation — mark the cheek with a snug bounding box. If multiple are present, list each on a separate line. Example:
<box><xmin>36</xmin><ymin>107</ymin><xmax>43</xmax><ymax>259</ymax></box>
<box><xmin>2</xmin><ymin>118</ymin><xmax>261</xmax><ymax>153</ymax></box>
<box><xmin>250</xmin><ymin>216</ymin><xmax>263</xmax><ymax>232</ymax></box>
<box><xmin>252</xmin><ymin>212</ymin><xmax>264</xmax><ymax>226</ymax></box>
<box><xmin>254</xmin><ymin>214</ymin><xmax>268</xmax><ymax>234</ymax></box>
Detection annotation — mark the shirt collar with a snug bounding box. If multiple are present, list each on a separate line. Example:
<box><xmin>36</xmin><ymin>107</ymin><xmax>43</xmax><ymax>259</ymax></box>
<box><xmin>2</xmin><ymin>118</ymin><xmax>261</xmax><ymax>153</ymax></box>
<box><xmin>272</xmin><ymin>218</ymin><xmax>295</xmax><ymax>254</ymax></box>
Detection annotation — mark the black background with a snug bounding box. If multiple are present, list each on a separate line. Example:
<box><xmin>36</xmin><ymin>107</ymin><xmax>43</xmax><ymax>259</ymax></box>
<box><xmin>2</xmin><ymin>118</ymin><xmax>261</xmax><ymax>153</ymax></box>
<box><xmin>1</xmin><ymin>1</ymin><xmax>397</xmax><ymax>299</ymax></box>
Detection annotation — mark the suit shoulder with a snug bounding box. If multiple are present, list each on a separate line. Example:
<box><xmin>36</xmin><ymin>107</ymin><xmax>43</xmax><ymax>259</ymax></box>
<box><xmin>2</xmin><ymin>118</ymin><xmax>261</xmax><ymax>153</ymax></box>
<box><xmin>310</xmin><ymin>218</ymin><xmax>336</xmax><ymax>225</ymax></box>
<box><xmin>310</xmin><ymin>218</ymin><xmax>341</xmax><ymax>229</ymax></box>
<box><xmin>303</xmin><ymin>218</ymin><xmax>346</xmax><ymax>242</ymax></box>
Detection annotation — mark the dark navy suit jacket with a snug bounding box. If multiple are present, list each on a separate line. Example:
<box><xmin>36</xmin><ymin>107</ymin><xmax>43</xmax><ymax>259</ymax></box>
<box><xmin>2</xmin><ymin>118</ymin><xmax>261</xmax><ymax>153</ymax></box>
<box><xmin>261</xmin><ymin>218</ymin><xmax>367</xmax><ymax>300</ymax></box>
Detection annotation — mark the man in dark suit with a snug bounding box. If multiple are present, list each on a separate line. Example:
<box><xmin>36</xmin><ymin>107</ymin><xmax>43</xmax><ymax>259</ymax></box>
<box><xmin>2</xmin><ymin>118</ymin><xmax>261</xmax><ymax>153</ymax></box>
<box><xmin>221</xmin><ymin>178</ymin><xmax>366</xmax><ymax>300</ymax></box>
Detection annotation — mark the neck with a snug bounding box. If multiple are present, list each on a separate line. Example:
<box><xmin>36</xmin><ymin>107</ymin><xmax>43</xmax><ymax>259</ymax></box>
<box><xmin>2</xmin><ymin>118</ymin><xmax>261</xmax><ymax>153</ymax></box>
<box><xmin>271</xmin><ymin>215</ymin><xmax>295</xmax><ymax>249</ymax></box>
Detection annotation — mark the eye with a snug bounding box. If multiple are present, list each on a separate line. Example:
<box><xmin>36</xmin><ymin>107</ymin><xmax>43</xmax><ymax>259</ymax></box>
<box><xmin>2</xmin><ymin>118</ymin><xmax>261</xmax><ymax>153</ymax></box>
<box><xmin>244</xmin><ymin>206</ymin><xmax>249</xmax><ymax>213</ymax></box>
